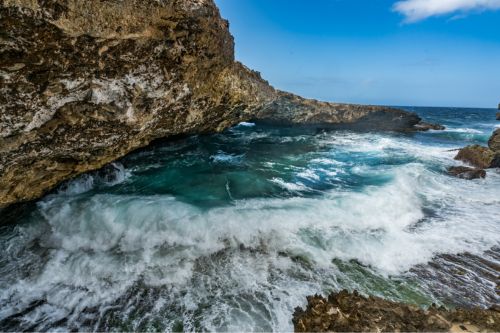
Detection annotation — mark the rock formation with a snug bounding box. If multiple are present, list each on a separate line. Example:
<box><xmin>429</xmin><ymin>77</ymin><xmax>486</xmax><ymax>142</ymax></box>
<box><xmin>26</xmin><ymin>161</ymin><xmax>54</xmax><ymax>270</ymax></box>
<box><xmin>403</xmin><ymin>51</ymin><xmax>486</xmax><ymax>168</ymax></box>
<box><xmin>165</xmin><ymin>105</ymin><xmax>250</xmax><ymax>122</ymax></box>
<box><xmin>293</xmin><ymin>290</ymin><xmax>500</xmax><ymax>332</ymax></box>
<box><xmin>454</xmin><ymin>145</ymin><xmax>499</xmax><ymax>169</ymax></box>
<box><xmin>447</xmin><ymin>166</ymin><xmax>485</xmax><ymax>180</ymax></box>
<box><xmin>454</xmin><ymin>129</ymin><xmax>500</xmax><ymax>172</ymax></box>
<box><xmin>488</xmin><ymin>128</ymin><xmax>500</xmax><ymax>152</ymax></box>
<box><xmin>1</xmin><ymin>0</ymin><xmax>433</xmax><ymax>207</ymax></box>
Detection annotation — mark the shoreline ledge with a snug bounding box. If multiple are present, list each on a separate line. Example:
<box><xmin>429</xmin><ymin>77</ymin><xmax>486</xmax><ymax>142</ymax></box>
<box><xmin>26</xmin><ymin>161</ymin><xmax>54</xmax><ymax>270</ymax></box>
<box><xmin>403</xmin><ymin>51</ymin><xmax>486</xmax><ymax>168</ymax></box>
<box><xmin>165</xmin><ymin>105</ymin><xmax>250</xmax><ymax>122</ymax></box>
<box><xmin>1</xmin><ymin>0</ymin><xmax>439</xmax><ymax>207</ymax></box>
<box><xmin>293</xmin><ymin>290</ymin><xmax>500</xmax><ymax>332</ymax></box>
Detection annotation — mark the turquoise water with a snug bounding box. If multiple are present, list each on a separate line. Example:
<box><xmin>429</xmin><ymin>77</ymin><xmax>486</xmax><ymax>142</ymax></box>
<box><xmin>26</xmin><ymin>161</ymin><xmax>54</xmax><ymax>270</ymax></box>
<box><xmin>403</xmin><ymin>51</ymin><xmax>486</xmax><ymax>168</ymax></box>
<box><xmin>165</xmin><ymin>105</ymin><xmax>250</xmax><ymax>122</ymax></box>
<box><xmin>0</xmin><ymin>107</ymin><xmax>499</xmax><ymax>331</ymax></box>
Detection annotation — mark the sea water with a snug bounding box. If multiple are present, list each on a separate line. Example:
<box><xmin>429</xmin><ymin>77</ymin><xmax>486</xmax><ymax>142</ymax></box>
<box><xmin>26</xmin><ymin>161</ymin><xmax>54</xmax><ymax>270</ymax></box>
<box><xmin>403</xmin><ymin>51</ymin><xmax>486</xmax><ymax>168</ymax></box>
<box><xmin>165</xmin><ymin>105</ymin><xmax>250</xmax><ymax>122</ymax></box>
<box><xmin>0</xmin><ymin>107</ymin><xmax>499</xmax><ymax>331</ymax></box>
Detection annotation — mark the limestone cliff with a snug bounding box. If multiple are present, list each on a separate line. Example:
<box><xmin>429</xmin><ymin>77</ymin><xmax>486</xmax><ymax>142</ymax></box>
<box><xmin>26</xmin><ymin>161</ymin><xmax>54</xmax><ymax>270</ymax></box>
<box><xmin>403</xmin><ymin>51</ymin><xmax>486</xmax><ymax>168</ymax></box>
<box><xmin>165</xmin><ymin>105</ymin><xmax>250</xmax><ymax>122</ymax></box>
<box><xmin>1</xmin><ymin>0</ymin><xmax>424</xmax><ymax>206</ymax></box>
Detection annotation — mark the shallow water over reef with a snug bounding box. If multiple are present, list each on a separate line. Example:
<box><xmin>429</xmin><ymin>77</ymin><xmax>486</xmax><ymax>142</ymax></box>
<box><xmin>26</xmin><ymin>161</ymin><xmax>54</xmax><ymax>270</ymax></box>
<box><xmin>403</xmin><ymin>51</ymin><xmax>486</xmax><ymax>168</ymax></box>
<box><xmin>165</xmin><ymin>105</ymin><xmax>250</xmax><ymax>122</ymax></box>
<box><xmin>0</xmin><ymin>107</ymin><xmax>499</xmax><ymax>331</ymax></box>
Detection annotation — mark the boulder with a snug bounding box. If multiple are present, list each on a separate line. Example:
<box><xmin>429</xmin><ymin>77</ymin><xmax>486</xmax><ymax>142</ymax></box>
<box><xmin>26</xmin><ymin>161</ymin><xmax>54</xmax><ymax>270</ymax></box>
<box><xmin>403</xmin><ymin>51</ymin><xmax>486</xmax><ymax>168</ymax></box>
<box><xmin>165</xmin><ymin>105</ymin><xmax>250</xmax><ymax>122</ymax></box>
<box><xmin>447</xmin><ymin>166</ymin><xmax>486</xmax><ymax>180</ymax></box>
<box><xmin>496</xmin><ymin>112</ymin><xmax>500</xmax><ymax>120</ymax></box>
<box><xmin>488</xmin><ymin>128</ymin><xmax>500</xmax><ymax>152</ymax></box>
<box><xmin>454</xmin><ymin>145</ymin><xmax>500</xmax><ymax>169</ymax></box>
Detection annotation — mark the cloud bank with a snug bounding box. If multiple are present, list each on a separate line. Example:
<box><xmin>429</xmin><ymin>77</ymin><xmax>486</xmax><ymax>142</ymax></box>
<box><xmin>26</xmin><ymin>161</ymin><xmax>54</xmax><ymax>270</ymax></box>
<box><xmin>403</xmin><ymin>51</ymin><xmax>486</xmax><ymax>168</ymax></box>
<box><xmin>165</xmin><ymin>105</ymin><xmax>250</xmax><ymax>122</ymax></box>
<box><xmin>393</xmin><ymin>0</ymin><xmax>500</xmax><ymax>22</ymax></box>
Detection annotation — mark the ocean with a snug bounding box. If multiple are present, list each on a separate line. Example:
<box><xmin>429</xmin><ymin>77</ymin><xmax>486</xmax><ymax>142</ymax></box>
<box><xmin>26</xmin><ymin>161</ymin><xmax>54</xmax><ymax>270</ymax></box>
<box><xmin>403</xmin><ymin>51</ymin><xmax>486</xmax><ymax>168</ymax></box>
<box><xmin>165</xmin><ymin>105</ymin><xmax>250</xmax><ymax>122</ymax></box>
<box><xmin>0</xmin><ymin>107</ymin><xmax>499</xmax><ymax>331</ymax></box>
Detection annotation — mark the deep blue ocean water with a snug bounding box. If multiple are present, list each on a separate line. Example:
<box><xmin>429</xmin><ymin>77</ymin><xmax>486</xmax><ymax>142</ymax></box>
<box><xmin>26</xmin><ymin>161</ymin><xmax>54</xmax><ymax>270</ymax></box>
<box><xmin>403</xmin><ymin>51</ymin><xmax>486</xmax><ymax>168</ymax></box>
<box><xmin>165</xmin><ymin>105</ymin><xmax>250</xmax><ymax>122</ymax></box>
<box><xmin>0</xmin><ymin>107</ymin><xmax>499</xmax><ymax>331</ymax></box>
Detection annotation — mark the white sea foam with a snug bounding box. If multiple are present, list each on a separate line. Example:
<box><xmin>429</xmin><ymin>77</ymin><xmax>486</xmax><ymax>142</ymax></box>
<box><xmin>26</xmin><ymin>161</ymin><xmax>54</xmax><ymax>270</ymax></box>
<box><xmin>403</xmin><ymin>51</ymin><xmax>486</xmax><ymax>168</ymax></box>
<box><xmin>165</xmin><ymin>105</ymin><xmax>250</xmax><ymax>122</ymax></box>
<box><xmin>1</xmin><ymin>129</ymin><xmax>499</xmax><ymax>331</ymax></box>
<box><xmin>270</xmin><ymin>177</ymin><xmax>308</xmax><ymax>191</ymax></box>
<box><xmin>209</xmin><ymin>151</ymin><xmax>244</xmax><ymax>164</ymax></box>
<box><xmin>237</xmin><ymin>122</ymin><xmax>256</xmax><ymax>127</ymax></box>
<box><xmin>443</xmin><ymin>127</ymin><xmax>483</xmax><ymax>134</ymax></box>
<box><xmin>56</xmin><ymin>162</ymin><xmax>130</xmax><ymax>196</ymax></box>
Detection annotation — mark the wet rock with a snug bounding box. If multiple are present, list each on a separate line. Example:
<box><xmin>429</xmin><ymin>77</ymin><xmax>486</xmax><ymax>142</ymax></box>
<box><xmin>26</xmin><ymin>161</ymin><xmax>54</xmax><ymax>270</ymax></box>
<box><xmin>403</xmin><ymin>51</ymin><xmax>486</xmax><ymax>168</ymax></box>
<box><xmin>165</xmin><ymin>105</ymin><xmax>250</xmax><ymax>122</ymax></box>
<box><xmin>0</xmin><ymin>0</ymin><xmax>430</xmax><ymax>207</ymax></box>
<box><xmin>413</xmin><ymin>122</ymin><xmax>446</xmax><ymax>131</ymax></box>
<box><xmin>447</xmin><ymin>166</ymin><xmax>486</xmax><ymax>180</ymax></box>
<box><xmin>454</xmin><ymin>145</ymin><xmax>500</xmax><ymax>169</ymax></box>
<box><xmin>488</xmin><ymin>128</ymin><xmax>500</xmax><ymax>152</ymax></box>
<box><xmin>496</xmin><ymin>112</ymin><xmax>500</xmax><ymax>120</ymax></box>
<box><xmin>293</xmin><ymin>290</ymin><xmax>500</xmax><ymax>332</ymax></box>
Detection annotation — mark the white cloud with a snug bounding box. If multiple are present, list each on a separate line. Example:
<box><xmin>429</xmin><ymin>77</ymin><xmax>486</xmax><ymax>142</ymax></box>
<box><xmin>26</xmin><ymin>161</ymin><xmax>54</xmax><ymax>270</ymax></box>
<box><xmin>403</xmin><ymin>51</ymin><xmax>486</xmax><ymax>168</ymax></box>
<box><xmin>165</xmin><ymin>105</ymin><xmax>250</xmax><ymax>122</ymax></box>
<box><xmin>393</xmin><ymin>0</ymin><xmax>500</xmax><ymax>22</ymax></box>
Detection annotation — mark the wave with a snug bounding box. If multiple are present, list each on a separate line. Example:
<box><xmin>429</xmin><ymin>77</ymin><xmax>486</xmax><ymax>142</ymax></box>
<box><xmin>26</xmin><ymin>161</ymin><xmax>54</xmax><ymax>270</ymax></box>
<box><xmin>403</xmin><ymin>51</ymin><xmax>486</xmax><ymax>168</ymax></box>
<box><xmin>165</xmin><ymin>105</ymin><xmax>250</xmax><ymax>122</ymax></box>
<box><xmin>56</xmin><ymin>162</ymin><xmax>130</xmax><ymax>195</ymax></box>
<box><xmin>443</xmin><ymin>127</ymin><xmax>483</xmax><ymax>134</ymax></box>
<box><xmin>1</xmin><ymin>120</ymin><xmax>500</xmax><ymax>331</ymax></box>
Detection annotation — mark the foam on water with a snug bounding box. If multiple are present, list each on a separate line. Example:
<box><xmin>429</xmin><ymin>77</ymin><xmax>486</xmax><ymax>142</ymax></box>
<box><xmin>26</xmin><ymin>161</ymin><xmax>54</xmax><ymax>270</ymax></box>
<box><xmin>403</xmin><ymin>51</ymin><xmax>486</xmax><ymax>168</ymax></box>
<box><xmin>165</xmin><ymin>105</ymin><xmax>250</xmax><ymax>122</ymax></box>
<box><xmin>0</xmin><ymin>107</ymin><xmax>499</xmax><ymax>331</ymax></box>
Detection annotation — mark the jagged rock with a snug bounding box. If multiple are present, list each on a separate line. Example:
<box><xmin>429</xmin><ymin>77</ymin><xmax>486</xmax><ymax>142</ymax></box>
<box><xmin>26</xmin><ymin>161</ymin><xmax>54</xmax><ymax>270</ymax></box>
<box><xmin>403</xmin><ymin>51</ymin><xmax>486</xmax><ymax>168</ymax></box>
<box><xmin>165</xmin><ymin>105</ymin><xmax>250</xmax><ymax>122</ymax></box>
<box><xmin>488</xmin><ymin>128</ymin><xmax>500</xmax><ymax>152</ymax></box>
<box><xmin>413</xmin><ymin>122</ymin><xmax>446</xmax><ymax>131</ymax></box>
<box><xmin>447</xmin><ymin>166</ymin><xmax>486</xmax><ymax>180</ymax></box>
<box><xmin>496</xmin><ymin>112</ymin><xmax>500</xmax><ymax>120</ymax></box>
<box><xmin>454</xmin><ymin>145</ymin><xmax>500</xmax><ymax>169</ymax></box>
<box><xmin>0</xmin><ymin>0</ymin><xmax>432</xmax><ymax>207</ymax></box>
<box><xmin>293</xmin><ymin>290</ymin><xmax>500</xmax><ymax>332</ymax></box>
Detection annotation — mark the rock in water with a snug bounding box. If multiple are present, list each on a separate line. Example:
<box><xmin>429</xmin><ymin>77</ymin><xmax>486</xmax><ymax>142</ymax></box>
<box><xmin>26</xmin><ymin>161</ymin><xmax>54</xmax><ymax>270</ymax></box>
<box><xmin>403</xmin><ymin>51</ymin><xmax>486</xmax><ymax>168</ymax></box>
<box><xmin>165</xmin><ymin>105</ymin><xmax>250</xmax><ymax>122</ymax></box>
<box><xmin>496</xmin><ymin>112</ymin><xmax>500</xmax><ymax>120</ymax></box>
<box><xmin>454</xmin><ymin>145</ymin><xmax>500</xmax><ymax>169</ymax></box>
<box><xmin>0</xmin><ymin>0</ymin><xmax>429</xmax><ymax>206</ymax></box>
<box><xmin>488</xmin><ymin>128</ymin><xmax>500</xmax><ymax>152</ymax></box>
<box><xmin>447</xmin><ymin>166</ymin><xmax>486</xmax><ymax>180</ymax></box>
<box><xmin>293</xmin><ymin>290</ymin><xmax>500</xmax><ymax>332</ymax></box>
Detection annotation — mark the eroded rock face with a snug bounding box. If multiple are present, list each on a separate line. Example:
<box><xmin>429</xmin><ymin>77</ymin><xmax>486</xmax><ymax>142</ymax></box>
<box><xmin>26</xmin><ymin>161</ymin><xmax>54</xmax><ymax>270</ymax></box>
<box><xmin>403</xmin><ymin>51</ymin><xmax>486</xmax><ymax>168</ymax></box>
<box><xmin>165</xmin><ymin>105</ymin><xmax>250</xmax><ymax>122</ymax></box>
<box><xmin>454</xmin><ymin>145</ymin><xmax>500</xmax><ymax>169</ymax></box>
<box><xmin>293</xmin><ymin>290</ymin><xmax>500</xmax><ymax>332</ymax></box>
<box><xmin>488</xmin><ymin>128</ymin><xmax>500</xmax><ymax>152</ymax></box>
<box><xmin>0</xmin><ymin>0</ymin><xmax>427</xmax><ymax>206</ymax></box>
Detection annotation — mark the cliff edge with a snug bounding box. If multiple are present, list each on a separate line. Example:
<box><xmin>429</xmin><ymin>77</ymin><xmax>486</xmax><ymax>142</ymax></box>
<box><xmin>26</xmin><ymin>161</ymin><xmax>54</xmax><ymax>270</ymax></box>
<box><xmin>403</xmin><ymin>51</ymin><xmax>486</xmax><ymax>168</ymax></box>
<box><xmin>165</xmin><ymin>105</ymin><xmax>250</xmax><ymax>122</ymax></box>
<box><xmin>1</xmin><ymin>0</ymin><xmax>423</xmax><ymax>206</ymax></box>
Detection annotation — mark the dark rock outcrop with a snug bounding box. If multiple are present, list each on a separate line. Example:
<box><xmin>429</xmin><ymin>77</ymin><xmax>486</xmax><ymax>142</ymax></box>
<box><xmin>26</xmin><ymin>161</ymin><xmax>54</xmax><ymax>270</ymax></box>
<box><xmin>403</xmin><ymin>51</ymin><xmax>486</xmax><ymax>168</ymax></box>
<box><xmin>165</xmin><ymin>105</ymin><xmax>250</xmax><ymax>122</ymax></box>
<box><xmin>496</xmin><ymin>112</ymin><xmax>500</xmax><ymax>120</ymax></box>
<box><xmin>447</xmin><ymin>166</ymin><xmax>486</xmax><ymax>180</ymax></box>
<box><xmin>0</xmin><ymin>0</ymin><xmax>435</xmax><ymax>206</ymax></box>
<box><xmin>454</xmin><ymin>145</ymin><xmax>500</xmax><ymax>169</ymax></box>
<box><xmin>293</xmin><ymin>290</ymin><xmax>500</xmax><ymax>332</ymax></box>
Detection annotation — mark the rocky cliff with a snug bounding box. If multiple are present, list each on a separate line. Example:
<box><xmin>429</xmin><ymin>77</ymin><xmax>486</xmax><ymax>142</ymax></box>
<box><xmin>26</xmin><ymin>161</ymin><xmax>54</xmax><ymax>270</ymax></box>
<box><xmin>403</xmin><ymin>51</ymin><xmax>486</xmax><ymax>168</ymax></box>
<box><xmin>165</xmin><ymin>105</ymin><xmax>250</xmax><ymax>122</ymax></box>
<box><xmin>1</xmin><ymin>0</ymin><xmax>425</xmax><ymax>207</ymax></box>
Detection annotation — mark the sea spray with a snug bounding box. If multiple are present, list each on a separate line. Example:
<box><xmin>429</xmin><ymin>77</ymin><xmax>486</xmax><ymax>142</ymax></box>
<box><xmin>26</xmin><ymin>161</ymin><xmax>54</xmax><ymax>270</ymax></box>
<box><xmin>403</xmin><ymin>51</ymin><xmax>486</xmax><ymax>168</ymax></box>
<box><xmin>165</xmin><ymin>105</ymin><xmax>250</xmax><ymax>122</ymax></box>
<box><xmin>0</xmin><ymin>107</ymin><xmax>498</xmax><ymax>331</ymax></box>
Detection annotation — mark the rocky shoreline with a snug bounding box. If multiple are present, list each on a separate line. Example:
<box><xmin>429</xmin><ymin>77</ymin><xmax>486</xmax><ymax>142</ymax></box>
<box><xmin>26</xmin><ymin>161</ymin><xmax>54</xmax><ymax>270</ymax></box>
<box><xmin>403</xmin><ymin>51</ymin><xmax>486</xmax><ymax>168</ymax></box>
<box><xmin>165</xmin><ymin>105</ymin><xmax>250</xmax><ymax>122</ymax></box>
<box><xmin>293</xmin><ymin>290</ymin><xmax>500</xmax><ymax>332</ymax></box>
<box><xmin>1</xmin><ymin>0</ymin><xmax>438</xmax><ymax>207</ymax></box>
<box><xmin>449</xmin><ymin>127</ymin><xmax>500</xmax><ymax>179</ymax></box>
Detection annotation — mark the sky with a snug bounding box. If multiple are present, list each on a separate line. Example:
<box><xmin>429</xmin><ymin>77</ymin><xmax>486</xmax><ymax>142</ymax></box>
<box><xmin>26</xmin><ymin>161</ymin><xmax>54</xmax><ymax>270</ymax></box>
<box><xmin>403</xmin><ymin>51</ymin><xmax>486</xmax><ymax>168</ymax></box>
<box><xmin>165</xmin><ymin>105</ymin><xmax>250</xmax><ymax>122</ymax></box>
<box><xmin>215</xmin><ymin>0</ymin><xmax>500</xmax><ymax>108</ymax></box>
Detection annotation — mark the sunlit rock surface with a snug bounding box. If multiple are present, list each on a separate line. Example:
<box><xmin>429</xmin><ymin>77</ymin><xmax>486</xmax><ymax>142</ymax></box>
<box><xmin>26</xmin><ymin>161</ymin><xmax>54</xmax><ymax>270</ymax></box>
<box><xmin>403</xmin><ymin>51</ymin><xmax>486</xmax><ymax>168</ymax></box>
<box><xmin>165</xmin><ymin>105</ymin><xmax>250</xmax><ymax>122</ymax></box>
<box><xmin>1</xmin><ymin>0</ymin><xmax>424</xmax><ymax>206</ymax></box>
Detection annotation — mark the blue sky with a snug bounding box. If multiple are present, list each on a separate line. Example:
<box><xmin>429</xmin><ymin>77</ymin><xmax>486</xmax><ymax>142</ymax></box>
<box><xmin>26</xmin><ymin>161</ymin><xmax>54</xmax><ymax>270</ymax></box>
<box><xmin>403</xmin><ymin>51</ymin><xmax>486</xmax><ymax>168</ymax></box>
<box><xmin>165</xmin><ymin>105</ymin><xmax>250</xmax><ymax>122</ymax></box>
<box><xmin>215</xmin><ymin>0</ymin><xmax>500</xmax><ymax>108</ymax></box>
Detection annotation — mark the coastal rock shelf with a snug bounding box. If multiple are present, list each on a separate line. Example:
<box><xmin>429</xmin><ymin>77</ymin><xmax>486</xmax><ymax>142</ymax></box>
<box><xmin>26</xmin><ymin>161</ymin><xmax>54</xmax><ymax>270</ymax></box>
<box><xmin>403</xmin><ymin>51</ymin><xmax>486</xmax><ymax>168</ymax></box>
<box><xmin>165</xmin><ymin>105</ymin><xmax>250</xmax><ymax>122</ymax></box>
<box><xmin>293</xmin><ymin>291</ymin><xmax>500</xmax><ymax>332</ymax></box>
<box><xmin>1</xmin><ymin>0</ymin><xmax>431</xmax><ymax>207</ymax></box>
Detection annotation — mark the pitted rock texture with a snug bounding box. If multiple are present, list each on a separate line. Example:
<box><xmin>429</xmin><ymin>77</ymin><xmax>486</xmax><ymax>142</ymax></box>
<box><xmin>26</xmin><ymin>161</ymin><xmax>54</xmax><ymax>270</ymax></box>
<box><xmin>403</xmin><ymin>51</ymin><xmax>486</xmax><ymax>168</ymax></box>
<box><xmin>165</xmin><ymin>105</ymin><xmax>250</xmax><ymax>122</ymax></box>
<box><xmin>488</xmin><ymin>128</ymin><xmax>500</xmax><ymax>152</ymax></box>
<box><xmin>293</xmin><ymin>290</ymin><xmax>500</xmax><ymax>332</ymax></box>
<box><xmin>1</xmin><ymin>0</ymin><xmax>424</xmax><ymax>206</ymax></box>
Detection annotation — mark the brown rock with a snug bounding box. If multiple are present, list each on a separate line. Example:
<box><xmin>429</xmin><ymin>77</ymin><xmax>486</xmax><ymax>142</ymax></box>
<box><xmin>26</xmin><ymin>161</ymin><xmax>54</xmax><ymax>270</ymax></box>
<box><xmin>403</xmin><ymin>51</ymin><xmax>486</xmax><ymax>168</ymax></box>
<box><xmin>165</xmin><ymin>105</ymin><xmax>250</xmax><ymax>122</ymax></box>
<box><xmin>293</xmin><ymin>290</ymin><xmax>500</xmax><ymax>333</ymax></box>
<box><xmin>454</xmin><ymin>145</ymin><xmax>500</xmax><ymax>169</ymax></box>
<box><xmin>0</xmin><ymin>0</ymin><xmax>430</xmax><ymax>207</ymax></box>
<box><xmin>488</xmin><ymin>128</ymin><xmax>500</xmax><ymax>152</ymax></box>
<box><xmin>447</xmin><ymin>166</ymin><xmax>486</xmax><ymax>180</ymax></box>
<box><xmin>496</xmin><ymin>112</ymin><xmax>500</xmax><ymax>120</ymax></box>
